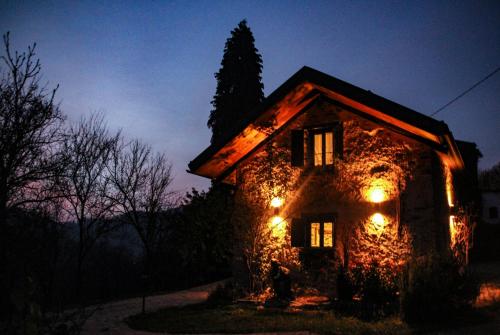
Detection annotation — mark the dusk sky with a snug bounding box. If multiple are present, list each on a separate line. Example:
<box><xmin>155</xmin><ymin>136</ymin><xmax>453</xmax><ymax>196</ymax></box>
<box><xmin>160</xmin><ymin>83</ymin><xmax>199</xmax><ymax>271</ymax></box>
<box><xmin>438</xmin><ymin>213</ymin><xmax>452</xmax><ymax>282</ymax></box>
<box><xmin>2</xmin><ymin>1</ymin><xmax>499</xmax><ymax>193</ymax></box>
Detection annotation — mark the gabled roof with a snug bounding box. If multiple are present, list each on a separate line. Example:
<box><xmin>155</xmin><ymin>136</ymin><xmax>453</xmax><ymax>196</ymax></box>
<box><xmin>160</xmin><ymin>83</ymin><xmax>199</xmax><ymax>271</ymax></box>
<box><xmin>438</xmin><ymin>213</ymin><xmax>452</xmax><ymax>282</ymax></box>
<box><xmin>188</xmin><ymin>66</ymin><xmax>464</xmax><ymax>183</ymax></box>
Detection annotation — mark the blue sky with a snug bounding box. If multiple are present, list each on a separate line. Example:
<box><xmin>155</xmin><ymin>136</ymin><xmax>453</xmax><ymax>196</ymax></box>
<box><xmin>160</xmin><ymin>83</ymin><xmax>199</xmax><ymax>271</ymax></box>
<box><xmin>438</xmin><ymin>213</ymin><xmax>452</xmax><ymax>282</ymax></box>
<box><xmin>2</xmin><ymin>1</ymin><xmax>499</xmax><ymax>192</ymax></box>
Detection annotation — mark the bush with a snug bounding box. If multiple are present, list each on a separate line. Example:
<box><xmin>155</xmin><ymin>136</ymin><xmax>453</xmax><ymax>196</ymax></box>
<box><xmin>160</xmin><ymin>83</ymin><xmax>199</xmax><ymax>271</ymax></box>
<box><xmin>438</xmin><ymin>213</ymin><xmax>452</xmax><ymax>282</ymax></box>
<box><xmin>206</xmin><ymin>281</ymin><xmax>235</xmax><ymax>306</ymax></box>
<box><xmin>361</xmin><ymin>263</ymin><xmax>399</xmax><ymax>305</ymax></box>
<box><xmin>400</xmin><ymin>256</ymin><xmax>480</xmax><ymax>324</ymax></box>
<box><xmin>336</xmin><ymin>266</ymin><xmax>355</xmax><ymax>301</ymax></box>
<box><xmin>334</xmin><ymin>263</ymin><xmax>399</xmax><ymax>320</ymax></box>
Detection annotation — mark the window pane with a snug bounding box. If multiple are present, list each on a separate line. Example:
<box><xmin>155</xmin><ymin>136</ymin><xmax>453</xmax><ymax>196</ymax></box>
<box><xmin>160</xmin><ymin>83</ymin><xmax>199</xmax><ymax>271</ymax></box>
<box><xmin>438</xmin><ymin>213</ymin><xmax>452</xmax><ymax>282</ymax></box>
<box><xmin>314</xmin><ymin>133</ymin><xmax>322</xmax><ymax>166</ymax></box>
<box><xmin>325</xmin><ymin>132</ymin><xmax>333</xmax><ymax>165</ymax></box>
<box><xmin>323</xmin><ymin>222</ymin><xmax>333</xmax><ymax>247</ymax></box>
<box><xmin>311</xmin><ymin>223</ymin><xmax>320</xmax><ymax>247</ymax></box>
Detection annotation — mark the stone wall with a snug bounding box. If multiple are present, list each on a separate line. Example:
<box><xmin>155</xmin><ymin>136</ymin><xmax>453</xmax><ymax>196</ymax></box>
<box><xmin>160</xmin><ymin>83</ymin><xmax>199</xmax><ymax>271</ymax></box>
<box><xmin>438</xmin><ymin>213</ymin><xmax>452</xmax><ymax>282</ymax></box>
<box><xmin>231</xmin><ymin>100</ymin><xmax>450</xmax><ymax>292</ymax></box>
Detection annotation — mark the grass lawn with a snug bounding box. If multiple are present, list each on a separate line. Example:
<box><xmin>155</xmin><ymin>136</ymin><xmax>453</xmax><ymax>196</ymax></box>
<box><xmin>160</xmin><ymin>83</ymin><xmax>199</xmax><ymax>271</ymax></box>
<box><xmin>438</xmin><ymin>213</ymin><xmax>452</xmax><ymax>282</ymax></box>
<box><xmin>126</xmin><ymin>262</ymin><xmax>500</xmax><ymax>334</ymax></box>
<box><xmin>126</xmin><ymin>303</ymin><xmax>410</xmax><ymax>335</ymax></box>
<box><xmin>126</xmin><ymin>301</ymin><xmax>500</xmax><ymax>335</ymax></box>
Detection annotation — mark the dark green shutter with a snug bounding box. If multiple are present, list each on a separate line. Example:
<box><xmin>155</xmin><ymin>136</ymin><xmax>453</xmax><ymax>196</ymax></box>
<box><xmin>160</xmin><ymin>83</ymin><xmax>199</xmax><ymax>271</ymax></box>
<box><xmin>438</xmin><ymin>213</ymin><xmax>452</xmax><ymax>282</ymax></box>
<box><xmin>304</xmin><ymin>220</ymin><xmax>311</xmax><ymax>247</ymax></box>
<box><xmin>291</xmin><ymin>218</ymin><xmax>306</xmax><ymax>247</ymax></box>
<box><xmin>291</xmin><ymin>130</ymin><xmax>304</xmax><ymax>166</ymax></box>
<box><xmin>335</xmin><ymin>123</ymin><xmax>343</xmax><ymax>159</ymax></box>
<box><xmin>307</xmin><ymin>131</ymin><xmax>314</xmax><ymax>166</ymax></box>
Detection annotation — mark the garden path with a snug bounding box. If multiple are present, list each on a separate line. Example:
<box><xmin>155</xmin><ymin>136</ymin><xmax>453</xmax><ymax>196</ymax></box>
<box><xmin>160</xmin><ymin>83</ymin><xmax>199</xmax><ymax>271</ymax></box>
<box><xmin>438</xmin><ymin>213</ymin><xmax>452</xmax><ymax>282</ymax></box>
<box><xmin>79</xmin><ymin>262</ymin><xmax>500</xmax><ymax>335</ymax></box>
<box><xmin>80</xmin><ymin>280</ymin><xmax>225</xmax><ymax>335</ymax></box>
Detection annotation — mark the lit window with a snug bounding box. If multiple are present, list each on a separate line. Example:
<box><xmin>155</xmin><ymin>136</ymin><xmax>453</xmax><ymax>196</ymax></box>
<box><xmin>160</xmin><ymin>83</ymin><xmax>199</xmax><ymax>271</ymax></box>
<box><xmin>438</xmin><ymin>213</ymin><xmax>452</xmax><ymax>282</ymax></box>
<box><xmin>324</xmin><ymin>222</ymin><xmax>333</xmax><ymax>247</ymax></box>
<box><xmin>312</xmin><ymin>130</ymin><xmax>334</xmax><ymax>167</ymax></box>
<box><xmin>325</xmin><ymin>132</ymin><xmax>333</xmax><ymax>165</ymax></box>
<box><xmin>314</xmin><ymin>134</ymin><xmax>322</xmax><ymax>166</ymax></box>
<box><xmin>311</xmin><ymin>222</ymin><xmax>320</xmax><ymax>247</ymax></box>
<box><xmin>291</xmin><ymin>125</ymin><xmax>342</xmax><ymax>168</ymax></box>
<box><xmin>309</xmin><ymin>220</ymin><xmax>334</xmax><ymax>248</ymax></box>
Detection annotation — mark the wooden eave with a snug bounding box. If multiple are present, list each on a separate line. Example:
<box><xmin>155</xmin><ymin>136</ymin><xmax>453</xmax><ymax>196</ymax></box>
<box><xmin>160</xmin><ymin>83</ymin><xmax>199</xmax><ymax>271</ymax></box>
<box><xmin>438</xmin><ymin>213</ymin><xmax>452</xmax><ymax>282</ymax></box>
<box><xmin>189</xmin><ymin>83</ymin><xmax>320</xmax><ymax>180</ymax></box>
<box><xmin>188</xmin><ymin>67</ymin><xmax>464</xmax><ymax>184</ymax></box>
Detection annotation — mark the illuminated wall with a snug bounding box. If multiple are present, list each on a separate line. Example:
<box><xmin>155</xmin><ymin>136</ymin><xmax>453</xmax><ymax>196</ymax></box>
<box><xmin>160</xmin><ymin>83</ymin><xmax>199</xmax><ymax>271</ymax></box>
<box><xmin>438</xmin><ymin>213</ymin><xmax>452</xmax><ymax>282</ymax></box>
<box><xmin>232</xmin><ymin>100</ymin><xmax>448</xmax><ymax>289</ymax></box>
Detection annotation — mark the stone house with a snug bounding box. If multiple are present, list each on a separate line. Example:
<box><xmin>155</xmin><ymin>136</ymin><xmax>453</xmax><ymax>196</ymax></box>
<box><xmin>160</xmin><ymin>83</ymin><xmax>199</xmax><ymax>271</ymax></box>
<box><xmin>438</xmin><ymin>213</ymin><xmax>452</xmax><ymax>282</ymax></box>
<box><xmin>189</xmin><ymin>67</ymin><xmax>479</xmax><ymax>292</ymax></box>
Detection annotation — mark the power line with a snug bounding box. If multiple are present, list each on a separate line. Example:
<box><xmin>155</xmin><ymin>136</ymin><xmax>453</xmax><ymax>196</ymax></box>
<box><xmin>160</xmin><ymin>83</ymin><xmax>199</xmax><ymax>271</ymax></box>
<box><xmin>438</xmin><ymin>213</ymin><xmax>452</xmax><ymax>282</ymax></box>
<box><xmin>430</xmin><ymin>66</ymin><xmax>500</xmax><ymax>117</ymax></box>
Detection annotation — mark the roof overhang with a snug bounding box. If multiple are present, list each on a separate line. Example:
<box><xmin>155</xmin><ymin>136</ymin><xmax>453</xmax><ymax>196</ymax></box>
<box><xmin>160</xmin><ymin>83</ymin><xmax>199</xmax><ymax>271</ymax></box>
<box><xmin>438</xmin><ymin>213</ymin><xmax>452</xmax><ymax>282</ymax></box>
<box><xmin>188</xmin><ymin>66</ymin><xmax>464</xmax><ymax>183</ymax></box>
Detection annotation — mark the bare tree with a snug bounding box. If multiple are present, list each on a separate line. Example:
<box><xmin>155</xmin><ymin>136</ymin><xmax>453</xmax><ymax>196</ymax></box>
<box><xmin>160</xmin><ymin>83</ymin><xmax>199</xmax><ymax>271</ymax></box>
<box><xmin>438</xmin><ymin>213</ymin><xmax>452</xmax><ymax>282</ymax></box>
<box><xmin>0</xmin><ymin>32</ymin><xmax>64</xmax><ymax>226</ymax></box>
<box><xmin>108</xmin><ymin>140</ymin><xmax>150</xmax><ymax>240</ymax></box>
<box><xmin>108</xmin><ymin>139</ymin><xmax>175</xmax><ymax>308</ymax></box>
<box><xmin>60</xmin><ymin>114</ymin><xmax>119</xmax><ymax>300</ymax></box>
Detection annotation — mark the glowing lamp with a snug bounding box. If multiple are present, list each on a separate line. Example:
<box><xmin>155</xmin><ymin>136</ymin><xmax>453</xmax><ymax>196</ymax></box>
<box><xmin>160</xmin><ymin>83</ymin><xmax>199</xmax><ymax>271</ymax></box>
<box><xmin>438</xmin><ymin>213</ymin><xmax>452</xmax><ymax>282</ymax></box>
<box><xmin>368</xmin><ymin>212</ymin><xmax>387</xmax><ymax>236</ymax></box>
<box><xmin>271</xmin><ymin>196</ymin><xmax>283</xmax><ymax>208</ymax></box>
<box><xmin>371</xmin><ymin>213</ymin><xmax>385</xmax><ymax>227</ymax></box>
<box><xmin>270</xmin><ymin>216</ymin><xmax>286</xmax><ymax>238</ymax></box>
<box><xmin>271</xmin><ymin>215</ymin><xmax>283</xmax><ymax>226</ymax></box>
<box><xmin>368</xmin><ymin>188</ymin><xmax>386</xmax><ymax>203</ymax></box>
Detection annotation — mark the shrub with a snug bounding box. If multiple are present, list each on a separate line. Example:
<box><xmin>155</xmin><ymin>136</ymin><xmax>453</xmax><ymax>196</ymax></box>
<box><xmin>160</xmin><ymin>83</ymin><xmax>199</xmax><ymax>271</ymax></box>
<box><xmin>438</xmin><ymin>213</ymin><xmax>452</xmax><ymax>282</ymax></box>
<box><xmin>206</xmin><ymin>281</ymin><xmax>235</xmax><ymax>306</ymax></box>
<box><xmin>400</xmin><ymin>256</ymin><xmax>480</xmax><ymax>324</ymax></box>
<box><xmin>336</xmin><ymin>266</ymin><xmax>355</xmax><ymax>301</ymax></box>
<box><xmin>334</xmin><ymin>263</ymin><xmax>399</xmax><ymax>320</ymax></box>
<box><xmin>361</xmin><ymin>263</ymin><xmax>399</xmax><ymax>306</ymax></box>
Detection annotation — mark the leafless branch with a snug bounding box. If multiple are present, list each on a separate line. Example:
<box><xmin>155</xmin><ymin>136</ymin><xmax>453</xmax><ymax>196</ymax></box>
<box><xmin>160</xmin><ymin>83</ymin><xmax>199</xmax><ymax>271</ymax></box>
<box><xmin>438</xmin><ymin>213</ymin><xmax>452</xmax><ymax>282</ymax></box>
<box><xmin>0</xmin><ymin>32</ymin><xmax>65</xmax><ymax>225</ymax></box>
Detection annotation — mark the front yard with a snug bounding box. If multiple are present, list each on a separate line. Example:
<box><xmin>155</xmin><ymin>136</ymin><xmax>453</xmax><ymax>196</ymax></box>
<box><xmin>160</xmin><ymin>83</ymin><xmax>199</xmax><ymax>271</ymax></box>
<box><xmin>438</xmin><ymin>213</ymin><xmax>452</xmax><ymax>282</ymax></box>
<box><xmin>126</xmin><ymin>303</ymin><xmax>408</xmax><ymax>335</ymax></box>
<box><xmin>126</xmin><ymin>262</ymin><xmax>500</xmax><ymax>335</ymax></box>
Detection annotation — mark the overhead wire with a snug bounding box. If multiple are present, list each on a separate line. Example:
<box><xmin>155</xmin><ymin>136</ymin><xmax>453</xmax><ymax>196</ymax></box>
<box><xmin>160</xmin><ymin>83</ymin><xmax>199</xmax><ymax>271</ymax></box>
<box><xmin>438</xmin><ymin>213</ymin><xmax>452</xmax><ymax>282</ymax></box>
<box><xmin>430</xmin><ymin>66</ymin><xmax>500</xmax><ymax>117</ymax></box>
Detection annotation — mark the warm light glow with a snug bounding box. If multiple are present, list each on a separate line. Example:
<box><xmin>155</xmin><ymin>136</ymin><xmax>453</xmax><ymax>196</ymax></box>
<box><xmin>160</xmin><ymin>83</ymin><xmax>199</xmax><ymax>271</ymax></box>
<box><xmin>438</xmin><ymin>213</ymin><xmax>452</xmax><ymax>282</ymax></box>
<box><xmin>270</xmin><ymin>196</ymin><xmax>283</xmax><ymax>208</ymax></box>
<box><xmin>449</xmin><ymin>215</ymin><xmax>457</xmax><ymax>247</ymax></box>
<box><xmin>445</xmin><ymin>164</ymin><xmax>454</xmax><ymax>207</ymax></box>
<box><xmin>371</xmin><ymin>213</ymin><xmax>385</xmax><ymax>226</ymax></box>
<box><xmin>271</xmin><ymin>215</ymin><xmax>284</xmax><ymax>226</ymax></box>
<box><xmin>364</xmin><ymin>179</ymin><xmax>391</xmax><ymax>203</ymax></box>
<box><xmin>368</xmin><ymin>213</ymin><xmax>387</xmax><ymax>236</ymax></box>
<box><xmin>314</xmin><ymin>134</ymin><xmax>322</xmax><ymax>166</ymax></box>
<box><xmin>368</xmin><ymin>188</ymin><xmax>386</xmax><ymax>203</ymax></box>
<box><xmin>325</xmin><ymin>132</ymin><xmax>333</xmax><ymax>165</ymax></box>
<box><xmin>324</xmin><ymin>222</ymin><xmax>333</xmax><ymax>247</ymax></box>
<box><xmin>270</xmin><ymin>216</ymin><xmax>287</xmax><ymax>238</ymax></box>
<box><xmin>311</xmin><ymin>222</ymin><xmax>320</xmax><ymax>247</ymax></box>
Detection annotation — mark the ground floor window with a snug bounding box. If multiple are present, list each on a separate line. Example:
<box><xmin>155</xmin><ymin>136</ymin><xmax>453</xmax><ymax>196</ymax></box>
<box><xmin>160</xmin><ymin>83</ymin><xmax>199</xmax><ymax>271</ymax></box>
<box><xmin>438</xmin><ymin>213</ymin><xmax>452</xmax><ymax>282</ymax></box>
<box><xmin>310</xmin><ymin>221</ymin><xmax>334</xmax><ymax>248</ymax></box>
<box><xmin>292</xmin><ymin>216</ymin><xmax>335</xmax><ymax>248</ymax></box>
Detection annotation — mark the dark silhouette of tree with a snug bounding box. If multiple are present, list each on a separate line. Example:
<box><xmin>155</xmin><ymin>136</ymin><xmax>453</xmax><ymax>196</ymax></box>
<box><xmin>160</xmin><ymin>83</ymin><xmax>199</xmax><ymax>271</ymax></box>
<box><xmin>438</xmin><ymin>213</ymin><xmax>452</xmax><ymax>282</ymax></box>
<box><xmin>108</xmin><ymin>138</ymin><xmax>175</xmax><ymax>310</ymax></box>
<box><xmin>207</xmin><ymin>20</ymin><xmax>264</xmax><ymax>145</ymax></box>
<box><xmin>479</xmin><ymin>162</ymin><xmax>500</xmax><ymax>191</ymax></box>
<box><xmin>176</xmin><ymin>187</ymin><xmax>233</xmax><ymax>283</ymax></box>
<box><xmin>59</xmin><ymin>114</ymin><xmax>120</xmax><ymax>301</ymax></box>
<box><xmin>0</xmin><ymin>32</ymin><xmax>66</xmax><ymax>328</ymax></box>
<box><xmin>108</xmin><ymin>139</ymin><xmax>175</xmax><ymax>268</ymax></box>
<box><xmin>0</xmin><ymin>32</ymin><xmax>65</xmax><ymax>227</ymax></box>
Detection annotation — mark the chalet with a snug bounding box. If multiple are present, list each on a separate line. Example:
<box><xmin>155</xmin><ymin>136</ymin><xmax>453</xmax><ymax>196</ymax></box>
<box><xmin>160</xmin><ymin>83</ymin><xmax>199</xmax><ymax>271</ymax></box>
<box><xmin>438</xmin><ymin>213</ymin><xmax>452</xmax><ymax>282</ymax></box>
<box><xmin>189</xmin><ymin>66</ymin><xmax>479</xmax><ymax>293</ymax></box>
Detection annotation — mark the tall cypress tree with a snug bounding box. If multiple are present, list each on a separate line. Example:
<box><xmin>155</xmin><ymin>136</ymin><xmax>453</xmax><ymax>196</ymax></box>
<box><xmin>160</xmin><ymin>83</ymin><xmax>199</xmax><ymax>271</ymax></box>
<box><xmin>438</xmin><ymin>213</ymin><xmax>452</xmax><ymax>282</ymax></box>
<box><xmin>208</xmin><ymin>20</ymin><xmax>264</xmax><ymax>145</ymax></box>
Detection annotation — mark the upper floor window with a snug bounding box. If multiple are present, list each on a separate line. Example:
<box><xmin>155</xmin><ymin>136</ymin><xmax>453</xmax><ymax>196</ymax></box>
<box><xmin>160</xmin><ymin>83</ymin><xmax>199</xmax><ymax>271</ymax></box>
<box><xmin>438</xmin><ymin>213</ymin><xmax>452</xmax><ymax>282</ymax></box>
<box><xmin>313</xmin><ymin>130</ymin><xmax>334</xmax><ymax>167</ymax></box>
<box><xmin>290</xmin><ymin>123</ymin><xmax>343</xmax><ymax>168</ymax></box>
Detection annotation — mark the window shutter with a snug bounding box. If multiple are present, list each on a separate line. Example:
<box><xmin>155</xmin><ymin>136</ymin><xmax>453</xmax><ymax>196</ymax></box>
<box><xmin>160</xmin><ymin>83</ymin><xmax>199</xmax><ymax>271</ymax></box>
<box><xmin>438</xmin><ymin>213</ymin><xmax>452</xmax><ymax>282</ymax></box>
<box><xmin>291</xmin><ymin>130</ymin><xmax>304</xmax><ymax>167</ymax></box>
<box><xmin>335</xmin><ymin>123</ymin><xmax>343</xmax><ymax>159</ymax></box>
<box><xmin>291</xmin><ymin>218</ymin><xmax>306</xmax><ymax>247</ymax></box>
<box><xmin>307</xmin><ymin>131</ymin><xmax>314</xmax><ymax>166</ymax></box>
<box><xmin>305</xmin><ymin>220</ymin><xmax>311</xmax><ymax>247</ymax></box>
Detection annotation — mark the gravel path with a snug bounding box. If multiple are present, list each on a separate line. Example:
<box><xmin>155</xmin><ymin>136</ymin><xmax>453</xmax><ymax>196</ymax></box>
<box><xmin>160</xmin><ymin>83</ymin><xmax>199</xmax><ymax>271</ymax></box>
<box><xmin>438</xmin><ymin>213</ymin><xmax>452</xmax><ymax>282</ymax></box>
<box><xmin>80</xmin><ymin>280</ymin><xmax>225</xmax><ymax>335</ymax></box>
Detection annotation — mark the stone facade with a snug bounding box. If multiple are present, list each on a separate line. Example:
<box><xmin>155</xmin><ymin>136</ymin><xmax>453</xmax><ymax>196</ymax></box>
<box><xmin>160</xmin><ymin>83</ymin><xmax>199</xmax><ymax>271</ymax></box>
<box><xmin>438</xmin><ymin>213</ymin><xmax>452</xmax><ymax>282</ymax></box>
<box><xmin>231</xmin><ymin>100</ymin><xmax>454</xmax><ymax>293</ymax></box>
